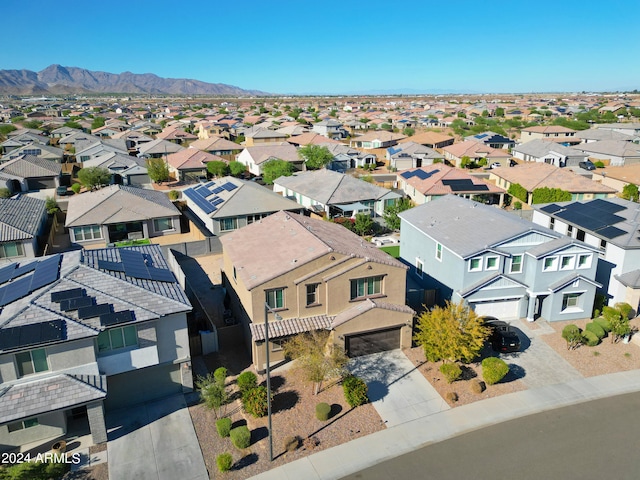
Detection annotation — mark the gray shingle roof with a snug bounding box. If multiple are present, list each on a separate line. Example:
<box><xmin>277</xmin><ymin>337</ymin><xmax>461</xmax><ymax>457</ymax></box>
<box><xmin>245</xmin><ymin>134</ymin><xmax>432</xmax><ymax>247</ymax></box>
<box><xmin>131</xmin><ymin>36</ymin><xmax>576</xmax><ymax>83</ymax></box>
<box><xmin>0</xmin><ymin>195</ymin><xmax>46</xmax><ymax>241</ymax></box>
<box><xmin>0</xmin><ymin>155</ymin><xmax>62</xmax><ymax>178</ymax></box>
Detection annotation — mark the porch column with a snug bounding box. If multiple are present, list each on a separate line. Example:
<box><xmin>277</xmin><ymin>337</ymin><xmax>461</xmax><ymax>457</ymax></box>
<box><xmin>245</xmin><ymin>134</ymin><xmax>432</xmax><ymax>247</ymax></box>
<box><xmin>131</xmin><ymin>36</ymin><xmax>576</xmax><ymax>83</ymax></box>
<box><xmin>86</xmin><ymin>400</ymin><xmax>107</xmax><ymax>444</ymax></box>
<box><xmin>142</xmin><ymin>223</ymin><xmax>149</xmax><ymax>239</ymax></box>
<box><xmin>498</xmin><ymin>193</ymin><xmax>505</xmax><ymax>207</ymax></box>
<box><xmin>526</xmin><ymin>294</ymin><xmax>537</xmax><ymax>322</ymax></box>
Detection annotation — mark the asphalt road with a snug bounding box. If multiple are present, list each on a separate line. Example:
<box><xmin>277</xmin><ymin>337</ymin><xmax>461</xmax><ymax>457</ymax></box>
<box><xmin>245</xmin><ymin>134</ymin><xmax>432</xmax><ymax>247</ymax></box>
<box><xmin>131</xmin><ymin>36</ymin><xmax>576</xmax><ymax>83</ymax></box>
<box><xmin>342</xmin><ymin>392</ymin><xmax>640</xmax><ymax>480</ymax></box>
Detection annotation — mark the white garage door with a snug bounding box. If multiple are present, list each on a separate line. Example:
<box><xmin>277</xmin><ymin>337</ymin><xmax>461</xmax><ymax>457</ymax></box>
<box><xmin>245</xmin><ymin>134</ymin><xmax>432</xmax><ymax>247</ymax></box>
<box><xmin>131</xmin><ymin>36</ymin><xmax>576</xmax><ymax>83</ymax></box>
<box><xmin>473</xmin><ymin>299</ymin><xmax>520</xmax><ymax>319</ymax></box>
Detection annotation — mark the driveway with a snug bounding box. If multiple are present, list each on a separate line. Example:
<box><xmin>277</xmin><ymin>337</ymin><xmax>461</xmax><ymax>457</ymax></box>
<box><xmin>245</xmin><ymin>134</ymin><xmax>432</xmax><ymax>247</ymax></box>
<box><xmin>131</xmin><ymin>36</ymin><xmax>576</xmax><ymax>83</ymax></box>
<box><xmin>107</xmin><ymin>395</ymin><xmax>208</xmax><ymax>480</ymax></box>
<box><xmin>348</xmin><ymin>349</ymin><xmax>449</xmax><ymax>427</ymax></box>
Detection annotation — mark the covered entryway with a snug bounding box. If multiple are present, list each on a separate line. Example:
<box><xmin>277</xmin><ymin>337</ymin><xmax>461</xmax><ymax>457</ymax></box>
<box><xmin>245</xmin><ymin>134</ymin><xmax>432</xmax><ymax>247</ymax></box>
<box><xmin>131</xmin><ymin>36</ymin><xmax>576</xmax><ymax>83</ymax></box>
<box><xmin>472</xmin><ymin>298</ymin><xmax>521</xmax><ymax>319</ymax></box>
<box><xmin>346</xmin><ymin>327</ymin><xmax>401</xmax><ymax>357</ymax></box>
<box><xmin>104</xmin><ymin>364</ymin><xmax>183</xmax><ymax>411</ymax></box>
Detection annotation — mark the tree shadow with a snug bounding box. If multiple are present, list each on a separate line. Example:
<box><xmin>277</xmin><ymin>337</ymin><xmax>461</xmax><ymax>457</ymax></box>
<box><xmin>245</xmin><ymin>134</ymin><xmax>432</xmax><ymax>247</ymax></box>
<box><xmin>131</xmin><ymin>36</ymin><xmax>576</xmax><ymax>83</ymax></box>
<box><xmin>261</xmin><ymin>374</ymin><xmax>285</xmax><ymax>391</ymax></box>
<box><xmin>460</xmin><ymin>365</ymin><xmax>477</xmax><ymax>381</ymax></box>
<box><xmin>233</xmin><ymin>453</ymin><xmax>258</xmax><ymax>470</ymax></box>
<box><xmin>251</xmin><ymin>426</ymin><xmax>268</xmax><ymax>444</ymax></box>
<box><xmin>504</xmin><ymin>364</ymin><xmax>526</xmax><ymax>382</ymax></box>
<box><xmin>231</xmin><ymin>418</ymin><xmax>247</xmax><ymax>429</ymax></box>
<box><xmin>329</xmin><ymin>403</ymin><xmax>343</xmax><ymax>419</ymax></box>
<box><xmin>365</xmin><ymin>380</ymin><xmax>389</xmax><ymax>402</ymax></box>
<box><xmin>272</xmin><ymin>390</ymin><xmax>299</xmax><ymax>413</ymax></box>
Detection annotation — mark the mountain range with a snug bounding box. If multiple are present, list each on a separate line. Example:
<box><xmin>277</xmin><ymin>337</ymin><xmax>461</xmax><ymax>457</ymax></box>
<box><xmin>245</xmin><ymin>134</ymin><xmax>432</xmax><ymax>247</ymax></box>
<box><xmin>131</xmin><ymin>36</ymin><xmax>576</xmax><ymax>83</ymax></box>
<box><xmin>0</xmin><ymin>65</ymin><xmax>267</xmax><ymax>96</ymax></box>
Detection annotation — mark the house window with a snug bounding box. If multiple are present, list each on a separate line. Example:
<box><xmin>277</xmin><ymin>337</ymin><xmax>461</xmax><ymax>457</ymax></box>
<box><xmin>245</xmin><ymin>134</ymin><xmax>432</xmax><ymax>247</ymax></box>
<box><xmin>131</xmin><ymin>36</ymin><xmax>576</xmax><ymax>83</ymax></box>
<box><xmin>220</xmin><ymin>217</ymin><xmax>238</xmax><ymax>232</ymax></box>
<box><xmin>416</xmin><ymin>259</ymin><xmax>424</xmax><ymax>278</ymax></box>
<box><xmin>485</xmin><ymin>257</ymin><xmax>499</xmax><ymax>270</ymax></box>
<box><xmin>247</xmin><ymin>214</ymin><xmax>268</xmax><ymax>224</ymax></box>
<box><xmin>8</xmin><ymin>418</ymin><xmax>39</xmax><ymax>433</ymax></box>
<box><xmin>562</xmin><ymin>293</ymin><xmax>582</xmax><ymax>311</ymax></box>
<box><xmin>435</xmin><ymin>243</ymin><xmax>442</xmax><ymax>261</ymax></box>
<box><xmin>266</xmin><ymin>288</ymin><xmax>284</xmax><ymax>309</ymax></box>
<box><xmin>560</xmin><ymin>255</ymin><xmax>575</xmax><ymax>270</ymax></box>
<box><xmin>232</xmin><ymin>266</ymin><xmax>237</xmax><ymax>281</ymax></box>
<box><xmin>16</xmin><ymin>348</ymin><xmax>49</xmax><ymax>377</ymax></box>
<box><xmin>153</xmin><ymin>217</ymin><xmax>173</xmax><ymax>232</ymax></box>
<box><xmin>543</xmin><ymin>256</ymin><xmax>558</xmax><ymax>271</ymax></box>
<box><xmin>97</xmin><ymin>326</ymin><xmax>138</xmax><ymax>353</ymax></box>
<box><xmin>0</xmin><ymin>242</ymin><xmax>24</xmax><ymax>258</ymax></box>
<box><xmin>600</xmin><ymin>239</ymin><xmax>607</xmax><ymax>252</ymax></box>
<box><xmin>271</xmin><ymin>339</ymin><xmax>285</xmax><ymax>352</ymax></box>
<box><xmin>306</xmin><ymin>284</ymin><xmax>319</xmax><ymax>306</ymax></box>
<box><xmin>510</xmin><ymin>255</ymin><xmax>523</xmax><ymax>274</ymax></box>
<box><xmin>73</xmin><ymin>225</ymin><xmax>102</xmax><ymax>242</ymax></box>
<box><xmin>469</xmin><ymin>258</ymin><xmax>482</xmax><ymax>272</ymax></box>
<box><xmin>577</xmin><ymin>254</ymin><xmax>592</xmax><ymax>269</ymax></box>
<box><xmin>567</xmin><ymin>225</ymin><xmax>573</xmax><ymax>236</ymax></box>
<box><xmin>350</xmin><ymin>276</ymin><xmax>383</xmax><ymax>300</ymax></box>
<box><xmin>549</xmin><ymin>217</ymin><xmax>555</xmax><ymax>229</ymax></box>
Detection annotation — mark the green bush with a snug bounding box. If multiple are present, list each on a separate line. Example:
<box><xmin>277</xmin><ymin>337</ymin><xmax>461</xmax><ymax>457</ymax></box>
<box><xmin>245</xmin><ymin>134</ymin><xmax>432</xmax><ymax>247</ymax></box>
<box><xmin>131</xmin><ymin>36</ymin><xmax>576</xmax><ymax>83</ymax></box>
<box><xmin>71</xmin><ymin>183</ymin><xmax>81</xmax><ymax>194</ymax></box>
<box><xmin>582</xmin><ymin>330</ymin><xmax>600</xmax><ymax>346</ymax></box>
<box><xmin>283</xmin><ymin>436</ymin><xmax>300</xmax><ymax>452</ymax></box>
<box><xmin>482</xmin><ymin>357</ymin><xmax>509</xmax><ymax>385</ymax></box>
<box><xmin>343</xmin><ymin>375</ymin><xmax>369</xmax><ymax>408</ymax></box>
<box><xmin>615</xmin><ymin>302</ymin><xmax>633</xmax><ymax>320</ymax></box>
<box><xmin>513</xmin><ymin>201</ymin><xmax>523</xmax><ymax>210</ymax></box>
<box><xmin>315</xmin><ymin>402</ymin><xmax>331</xmax><ymax>421</ymax></box>
<box><xmin>214</xmin><ymin>367</ymin><xmax>228</xmax><ymax>386</ymax></box>
<box><xmin>0</xmin><ymin>460</ymin><xmax>68</xmax><ymax>480</ymax></box>
<box><xmin>469</xmin><ymin>379</ymin><xmax>484</xmax><ymax>394</ymax></box>
<box><xmin>242</xmin><ymin>386</ymin><xmax>269</xmax><ymax>418</ymax></box>
<box><xmin>168</xmin><ymin>189</ymin><xmax>180</xmax><ymax>200</ymax></box>
<box><xmin>236</xmin><ymin>371</ymin><xmax>257</xmax><ymax>393</ymax></box>
<box><xmin>594</xmin><ymin>161</ymin><xmax>605</xmax><ymax>168</ymax></box>
<box><xmin>562</xmin><ymin>324</ymin><xmax>583</xmax><ymax>350</ymax></box>
<box><xmin>594</xmin><ymin>317</ymin><xmax>612</xmax><ymax>332</ymax></box>
<box><xmin>0</xmin><ymin>187</ymin><xmax>12</xmax><ymax>198</ymax></box>
<box><xmin>586</xmin><ymin>322</ymin><xmax>606</xmax><ymax>339</ymax></box>
<box><xmin>507</xmin><ymin>183</ymin><xmax>528</xmax><ymax>203</ymax></box>
<box><xmin>216</xmin><ymin>417</ymin><xmax>232</xmax><ymax>438</ymax></box>
<box><xmin>439</xmin><ymin>363</ymin><xmax>462</xmax><ymax>383</ymax></box>
<box><xmin>230</xmin><ymin>425</ymin><xmax>251</xmax><ymax>449</ymax></box>
<box><xmin>217</xmin><ymin>452</ymin><xmax>233</xmax><ymax>472</ymax></box>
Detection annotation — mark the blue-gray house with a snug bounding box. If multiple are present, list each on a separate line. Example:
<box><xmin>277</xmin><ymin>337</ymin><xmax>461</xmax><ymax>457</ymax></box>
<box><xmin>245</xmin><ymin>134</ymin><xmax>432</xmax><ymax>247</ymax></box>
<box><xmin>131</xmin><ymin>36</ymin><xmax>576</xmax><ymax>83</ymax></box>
<box><xmin>399</xmin><ymin>195</ymin><xmax>601</xmax><ymax>322</ymax></box>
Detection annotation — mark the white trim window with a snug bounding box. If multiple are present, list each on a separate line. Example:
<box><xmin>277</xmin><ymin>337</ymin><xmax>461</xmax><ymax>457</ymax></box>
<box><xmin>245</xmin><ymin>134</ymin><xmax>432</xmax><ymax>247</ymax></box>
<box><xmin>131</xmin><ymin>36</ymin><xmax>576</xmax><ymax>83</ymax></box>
<box><xmin>0</xmin><ymin>242</ymin><xmax>25</xmax><ymax>258</ymax></box>
<box><xmin>435</xmin><ymin>243</ymin><xmax>442</xmax><ymax>261</ymax></box>
<box><xmin>510</xmin><ymin>255</ymin><xmax>523</xmax><ymax>274</ymax></box>
<box><xmin>561</xmin><ymin>292</ymin><xmax>583</xmax><ymax>312</ymax></box>
<box><xmin>220</xmin><ymin>217</ymin><xmax>238</xmax><ymax>232</ymax></box>
<box><xmin>266</xmin><ymin>288</ymin><xmax>285</xmax><ymax>309</ymax></box>
<box><xmin>8</xmin><ymin>418</ymin><xmax>39</xmax><ymax>432</ymax></box>
<box><xmin>73</xmin><ymin>225</ymin><xmax>103</xmax><ymax>242</ymax></box>
<box><xmin>577</xmin><ymin>254</ymin><xmax>592</xmax><ymax>269</ymax></box>
<box><xmin>469</xmin><ymin>257</ymin><xmax>482</xmax><ymax>272</ymax></box>
<box><xmin>485</xmin><ymin>256</ymin><xmax>499</xmax><ymax>271</ymax></box>
<box><xmin>543</xmin><ymin>256</ymin><xmax>558</xmax><ymax>272</ymax></box>
<box><xmin>560</xmin><ymin>255</ymin><xmax>575</xmax><ymax>271</ymax></box>
<box><xmin>153</xmin><ymin>217</ymin><xmax>174</xmax><ymax>232</ymax></box>
<box><xmin>416</xmin><ymin>259</ymin><xmax>424</xmax><ymax>278</ymax></box>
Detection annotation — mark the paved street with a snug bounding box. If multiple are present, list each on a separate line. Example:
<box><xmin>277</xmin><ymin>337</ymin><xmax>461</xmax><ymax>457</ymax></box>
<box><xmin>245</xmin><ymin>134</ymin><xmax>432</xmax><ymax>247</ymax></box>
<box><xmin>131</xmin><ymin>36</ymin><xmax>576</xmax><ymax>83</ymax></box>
<box><xmin>342</xmin><ymin>391</ymin><xmax>640</xmax><ymax>480</ymax></box>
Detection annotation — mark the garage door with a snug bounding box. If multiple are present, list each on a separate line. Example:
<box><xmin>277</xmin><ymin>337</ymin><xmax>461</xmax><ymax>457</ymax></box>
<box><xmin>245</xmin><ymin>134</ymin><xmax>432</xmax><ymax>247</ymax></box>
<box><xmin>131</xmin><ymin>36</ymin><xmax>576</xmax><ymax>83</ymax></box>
<box><xmin>127</xmin><ymin>174</ymin><xmax>150</xmax><ymax>185</ymax></box>
<box><xmin>27</xmin><ymin>177</ymin><xmax>56</xmax><ymax>190</ymax></box>
<box><xmin>104</xmin><ymin>363</ymin><xmax>183</xmax><ymax>411</ymax></box>
<box><xmin>473</xmin><ymin>299</ymin><xmax>520</xmax><ymax>319</ymax></box>
<box><xmin>346</xmin><ymin>327</ymin><xmax>401</xmax><ymax>357</ymax></box>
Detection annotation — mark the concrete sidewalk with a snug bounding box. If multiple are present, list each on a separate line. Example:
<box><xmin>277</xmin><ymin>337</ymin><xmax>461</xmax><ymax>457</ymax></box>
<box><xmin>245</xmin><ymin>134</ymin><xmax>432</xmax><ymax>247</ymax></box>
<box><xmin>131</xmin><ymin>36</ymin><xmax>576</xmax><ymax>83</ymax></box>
<box><xmin>250</xmin><ymin>369</ymin><xmax>640</xmax><ymax>480</ymax></box>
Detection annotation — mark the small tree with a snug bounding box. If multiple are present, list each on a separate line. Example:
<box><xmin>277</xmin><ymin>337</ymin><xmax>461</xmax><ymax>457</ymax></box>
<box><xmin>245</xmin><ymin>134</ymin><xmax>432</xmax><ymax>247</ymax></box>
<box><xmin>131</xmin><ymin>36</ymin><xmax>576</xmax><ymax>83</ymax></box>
<box><xmin>414</xmin><ymin>300</ymin><xmax>489</xmax><ymax>363</ymax></box>
<box><xmin>284</xmin><ymin>330</ymin><xmax>348</xmax><ymax>395</ymax></box>
<box><xmin>562</xmin><ymin>324</ymin><xmax>583</xmax><ymax>350</ymax></box>
<box><xmin>207</xmin><ymin>160</ymin><xmax>229</xmax><ymax>177</ymax></box>
<box><xmin>196</xmin><ymin>373</ymin><xmax>228</xmax><ymax>419</ymax></box>
<box><xmin>382</xmin><ymin>197</ymin><xmax>412</xmax><ymax>231</ymax></box>
<box><xmin>71</xmin><ymin>183</ymin><xmax>81</xmax><ymax>194</ymax></box>
<box><xmin>353</xmin><ymin>213</ymin><xmax>374</xmax><ymax>236</ymax></box>
<box><xmin>621</xmin><ymin>183</ymin><xmax>639</xmax><ymax>203</ymax></box>
<box><xmin>298</xmin><ymin>145</ymin><xmax>333</xmax><ymax>170</ymax></box>
<box><xmin>146</xmin><ymin>158</ymin><xmax>170</xmax><ymax>184</ymax></box>
<box><xmin>403</xmin><ymin>127</ymin><xmax>415</xmax><ymax>137</ymax></box>
<box><xmin>78</xmin><ymin>166</ymin><xmax>110</xmax><ymax>190</ymax></box>
<box><xmin>0</xmin><ymin>187</ymin><xmax>12</xmax><ymax>198</ymax></box>
<box><xmin>242</xmin><ymin>385</ymin><xmax>270</xmax><ymax>418</ymax></box>
<box><xmin>229</xmin><ymin>161</ymin><xmax>246</xmax><ymax>177</ymax></box>
<box><xmin>45</xmin><ymin>197</ymin><xmax>59</xmax><ymax>214</ymax></box>
<box><xmin>262</xmin><ymin>159</ymin><xmax>294</xmax><ymax>185</ymax></box>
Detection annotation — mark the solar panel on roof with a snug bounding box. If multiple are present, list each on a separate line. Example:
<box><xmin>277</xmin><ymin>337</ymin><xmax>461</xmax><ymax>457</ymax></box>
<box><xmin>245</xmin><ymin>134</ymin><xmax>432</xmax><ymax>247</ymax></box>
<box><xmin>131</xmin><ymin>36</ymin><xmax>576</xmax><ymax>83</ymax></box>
<box><xmin>184</xmin><ymin>188</ymin><xmax>215</xmax><ymax>214</ymax></box>
<box><xmin>212</xmin><ymin>198</ymin><xmax>224</xmax><ymax>206</ymax></box>
<box><xmin>0</xmin><ymin>320</ymin><xmax>65</xmax><ymax>350</ymax></box>
<box><xmin>0</xmin><ymin>275</ymin><xmax>33</xmax><ymax>306</ymax></box>
<box><xmin>51</xmin><ymin>288</ymin><xmax>84</xmax><ymax>303</ymax></box>
<box><xmin>97</xmin><ymin>259</ymin><xmax>125</xmax><ymax>272</ymax></box>
<box><xmin>442</xmin><ymin>179</ymin><xmax>489</xmax><ymax>192</ymax></box>
<box><xmin>540</xmin><ymin>204</ymin><xmax>563</xmax><ymax>214</ymax></box>
<box><xmin>597</xmin><ymin>225</ymin><xmax>627</xmax><ymax>239</ymax></box>
<box><xmin>78</xmin><ymin>303</ymin><xmax>112</xmax><ymax>319</ymax></box>
<box><xmin>147</xmin><ymin>267</ymin><xmax>175</xmax><ymax>282</ymax></box>
<box><xmin>212</xmin><ymin>186</ymin><xmax>225</xmax><ymax>194</ymax></box>
<box><xmin>589</xmin><ymin>199</ymin><xmax>626</xmax><ymax>213</ymax></box>
<box><xmin>12</xmin><ymin>263</ymin><xmax>36</xmax><ymax>279</ymax></box>
<box><xmin>204</xmin><ymin>182</ymin><xmax>215</xmax><ymax>188</ymax></box>
<box><xmin>100</xmin><ymin>310</ymin><xmax>134</xmax><ymax>326</ymax></box>
<box><xmin>0</xmin><ymin>264</ymin><xmax>16</xmax><ymax>285</ymax></box>
<box><xmin>222</xmin><ymin>182</ymin><xmax>237</xmax><ymax>191</ymax></box>
<box><xmin>60</xmin><ymin>296</ymin><xmax>95</xmax><ymax>311</ymax></box>
<box><xmin>119</xmin><ymin>249</ymin><xmax>152</xmax><ymax>280</ymax></box>
<box><xmin>30</xmin><ymin>254</ymin><xmax>60</xmax><ymax>291</ymax></box>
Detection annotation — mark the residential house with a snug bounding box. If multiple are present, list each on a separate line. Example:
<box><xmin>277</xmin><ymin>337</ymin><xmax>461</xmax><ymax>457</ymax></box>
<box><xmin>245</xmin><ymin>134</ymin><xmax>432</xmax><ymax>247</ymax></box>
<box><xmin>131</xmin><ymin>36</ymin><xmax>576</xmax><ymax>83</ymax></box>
<box><xmin>397</xmin><ymin>165</ymin><xmax>505</xmax><ymax>206</ymax></box>
<box><xmin>244</xmin><ymin>129</ymin><xmax>288</xmax><ymax>147</ymax></box>
<box><xmin>512</xmin><ymin>139</ymin><xmax>588</xmax><ymax>167</ymax></box>
<box><xmin>349</xmin><ymin>131</ymin><xmax>406</xmax><ymax>150</ymax></box>
<box><xmin>190</xmin><ymin>136</ymin><xmax>242</xmax><ymax>162</ymax></box>
<box><xmin>399</xmin><ymin>131</ymin><xmax>454</xmax><ymax>150</ymax></box>
<box><xmin>320</xmin><ymin>143</ymin><xmax>377</xmax><ymax>172</ymax></box>
<box><xmin>575</xmin><ymin>128</ymin><xmax>638</xmax><ymax>144</ymax></box>
<box><xmin>167</xmin><ymin>148</ymin><xmax>223</xmax><ymax>182</ymax></box>
<box><xmin>311</xmin><ymin>119</ymin><xmax>348</xmax><ymax>140</ymax></box>
<box><xmin>0</xmin><ymin>195</ymin><xmax>48</xmax><ymax>260</ymax></box>
<box><xmin>442</xmin><ymin>141</ymin><xmax>512</xmax><ymax>167</ymax></box>
<box><xmin>182</xmin><ymin>176</ymin><xmax>302</xmax><ymax>235</ymax></box>
<box><xmin>273</xmin><ymin>169</ymin><xmax>401</xmax><ymax>218</ymax></box>
<box><xmin>82</xmin><ymin>153</ymin><xmax>150</xmax><ymax>186</ymax></box>
<box><xmin>156</xmin><ymin>127</ymin><xmax>198</xmax><ymax>146</ymax></box>
<box><xmin>1</xmin><ymin>143</ymin><xmax>63</xmax><ymax>163</ymax></box>
<box><xmin>65</xmin><ymin>185</ymin><xmax>182</xmax><ymax>245</ymax></box>
<box><xmin>532</xmin><ymin>198</ymin><xmax>640</xmax><ymax>313</ymax></box>
<box><xmin>286</xmin><ymin>133</ymin><xmax>341</xmax><ymax>147</ymax></box>
<box><xmin>137</xmin><ymin>138</ymin><xmax>185</xmax><ymax>160</ymax></box>
<box><xmin>236</xmin><ymin>143</ymin><xmax>302</xmax><ymax>176</ymax></box>
<box><xmin>0</xmin><ymin>245</ymin><xmax>193</xmax><ymax>452</ymax></box>
<box><xmin>75</xmin><ymin>140</ymin><xmax>129</xmax><ymax>164</ymax></box>
<box><xmin>220</xmin><ymin>211</ymin><xmax>414</xmax><ymax>370</ymax></box>
<box><xmin>573</xmin><ymin>140</ymin><xmax>640</xmax><ymax>167</ymax></box>
<box><xmin>1</xmin><ymin>133</ymin><xmax>50</xmax><ymax>156</ymax></box>
<box><xmin>386</xmin><ymin>142</ymin><xmax>444</xmax><ymax>170</ymax></box>
<box><xmin>0</xmin><ymin>156</ymin><xmax>62</xmax><ymax>192</ymax></box>
<box><xmin>465</xmin><ymin>131</ymin><xmax>515</xmax><ymax>150</ymax></box>
<box><xmin>111</xmin><ymin>130</ymin><xmax>154</xmax><ymax>153</ymax></box>
<box><xmin>399</xmin><ymin>195</ymin><xmax>600</xmax><ymax>321</ymax></box>
<box><xmin>519</xmin><ymin>126</ymin><xmax>580</xmax><ymax>145</ymax></box>
<box><xmin>489</xmin><ymin>162</ymin><xmax>616</xmax><ymax>204</ymax></box>
<box><xmin>591</xmin><ymin>164</ymin><xmax>640</xmax><ymax>194</ymax></box>
<box><xmin>594</xmin><ymin>123</ymin><xmax>640</xmax><ymax>136</ymax></box>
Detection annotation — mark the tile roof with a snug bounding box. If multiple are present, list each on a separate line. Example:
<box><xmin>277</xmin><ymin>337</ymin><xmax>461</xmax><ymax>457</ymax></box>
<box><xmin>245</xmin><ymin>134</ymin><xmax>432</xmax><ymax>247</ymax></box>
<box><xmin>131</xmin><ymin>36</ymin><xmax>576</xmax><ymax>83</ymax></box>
<box><xmin>522</xmin><ymin>126</ymin><xmax>577</xmax><ymax>134</ymax></box>
<box><xmin>512</xmin><ymin>139</ymin><xmax>585</xmax><ymax>158</ymax></box>
<box><xmin>242</xmin><ymin>143</ymin><xmax>299</xmax><ymax>164</ymax></box>
<box><xmin>331</xmin><ymin>298</ymin><xmax>414</xmax><ymax>328</ymax></box>
<box><xmin>287</xmin><ymin>133</ymin><xmax>340</xmax><ymax>146</ymax></box>
<box><xmin>167</xmin><ymin>148</ymin><xmax>222</xmax><ymax>169</ymax></box>
<box><xmin>249</xmin><ymin>314</ymin><xmax>333</xmax><ymax>341</ymax></box>
<box><xmin>398</xmin><ymin>164</ymin><xmax>504</xmax><ymax>196</ymax></box>
<box><xmin>0</xmin><ymin>195</ymin><xmax>46</xmax><ymax>241</ymax></box>
<box><xmin>400</xmin><ymin>131</ymin><xmax>453</xmax><ymax>145</ymax></box>
<box><xmin>0</xmin><ymin>155</ymin><xmax>61</xmax><ymax>178</ymax></box>
<box><xmin>190</xmin><ymin>136</ymin><xmax>242</xmax><ymax>152</ymax></box>
<box><xmin>443</xmin><ymin>141</ymin><xmax>511</xmax><ymax>159</ymax></box>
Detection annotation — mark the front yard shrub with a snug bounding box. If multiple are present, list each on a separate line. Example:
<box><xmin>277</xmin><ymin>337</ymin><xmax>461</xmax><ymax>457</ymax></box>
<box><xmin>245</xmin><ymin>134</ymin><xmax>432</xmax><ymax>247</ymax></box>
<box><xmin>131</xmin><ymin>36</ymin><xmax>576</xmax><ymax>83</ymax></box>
<box><xmin>513</xmin><ymin>201</ymin><xmax>523</xmax><ymax>210</ymax></box>
<box><xmin>168</xmin><ymin>189</ymin><xmax>180</xmax><ymax>200</ymax></box>
<box><xmin>469</xmin><ymin>379</ymin><xmax>485</xmax><ymax>394</ymax></box>
<box><xmin>562</xmin><ymin>324</ymin><xmax>583</xmax><ymax>350</ymax></box>
<box><xmin>214</xmin><ymin>367</ymin><xmax>228</xmax><ymax>386</ymax></box>
<box><xmin>236</xmin><ymin>371</ymin><xmax>258</xmax><ymax>393</ymax></box>
<box><xmin>230</xmin><ymin>426</ymin><xmax>251</xmax><ymax>449</ymax></box>
<box><xmin>242</xmin><ymin>386</ymin><xmax>270</xmax><ymax>418</ymax></box>
<box><xmin>445</xmin><ymin>391</ymin><xmax>458</xmax><ymax>403</ymax></box>
<box><xmin>0</xmin><ymin>460</ymin><xmax>68</xmax><ymax>479</ymax></box>
<box><xmin>615</xmin><ymin>302</ymin><xmax>633</xmax><ymax>320</ymax></box>
<box><xmin>439</xmin><ymin>363</ymin><xmax>462</xmax><ymax>383</ymax></box>
<box><xmin>315</xmin><ymin>402</ymin><xmax>331</xmax><ymax>421</ymax></box>
<box><xmin>594</xmin><ymin>317</ymin><xmax>612</xmax><ymax>332</ymax></box>
<box><xmin>216</xmin><ymin>417</ymin><xmax>232</xmax><ymax>438</ymax></box>
<box><xmin>343</xmin><ymin>375</ymin><xmax>369</xmax><ymax>408</ymax></box>
<box><xmin>586</xmin><ymin>322</ymin><xmax>606</xmax><ymax>340</ymax></box>
<box><xmin>482</xmin><ymin>357</ymin><xmax>509</xmax><ymax>385</ymax></box>
<box><xmin>582</xmin><ymin>330</ymin><xmax>600</xmax><ymax>346</ymax></box>
<box><xmin>217</xmin><ymin>453</ymin><xmax>233</xmax><ymax>472</ymax></box>
<box><xmin>284</xmin><ymin>436</ymin><xmax>300</xmax><ymax>452</ymax></box>
<box><xmin>71</xmin><ymin>183</ymin><xmax>81</xmax><ymax>194</ymax></box>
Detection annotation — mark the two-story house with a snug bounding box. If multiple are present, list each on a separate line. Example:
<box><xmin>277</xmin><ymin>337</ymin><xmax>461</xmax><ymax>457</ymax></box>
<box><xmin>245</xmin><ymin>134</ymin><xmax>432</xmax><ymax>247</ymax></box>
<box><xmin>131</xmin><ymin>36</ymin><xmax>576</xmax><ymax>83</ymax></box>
<box><xmin>0</xmin><ymin>245</ymin><xmax>192</xmax><ymax>452</ymax></box>
<box><xmin>0</xmin><ymin>195</ymin><xmax>48</xmax><ymax>260</ymax></box>
<box><xmin>221</xmin><ymin>211</ymin><xmax>414</xmax><ymax>370</ymax></box>
<box><xmin>312</xmin><ymin>119</ymin><xmax>347</xmax><ymax>140</ymax></box>
<box><xmin>399</xmin><ymin>195</ymin><xmax>600</xmax><ymax>322</ymax></box>
<box><xmin>519</xmin><ymin>126</ymin><xmax>580</xmax><ymax>146</ymax></box>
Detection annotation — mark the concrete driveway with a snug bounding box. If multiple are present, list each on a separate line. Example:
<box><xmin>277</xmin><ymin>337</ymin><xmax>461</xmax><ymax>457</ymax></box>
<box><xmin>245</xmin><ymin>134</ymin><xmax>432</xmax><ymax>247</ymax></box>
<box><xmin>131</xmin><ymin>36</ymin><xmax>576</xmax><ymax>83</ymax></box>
<box><xmin>107</xmin><ymin>395</ymin><xmax>208</xmax><ymax>480</ymax></box>
<box><xmin>348</xmin><ymin>349</ymin><xmax>449</xmax><ymax>427</ymax></box>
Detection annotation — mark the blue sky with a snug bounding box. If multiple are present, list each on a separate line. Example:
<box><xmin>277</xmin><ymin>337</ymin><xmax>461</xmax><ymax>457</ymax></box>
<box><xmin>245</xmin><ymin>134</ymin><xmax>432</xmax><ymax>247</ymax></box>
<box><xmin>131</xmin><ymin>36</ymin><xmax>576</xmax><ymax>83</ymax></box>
<box><xmin>3</xmin><ymin>0</ymin><xmax>639</xmax><ymax>95</ymax></box>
